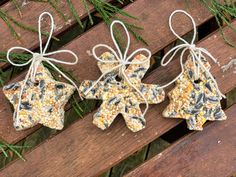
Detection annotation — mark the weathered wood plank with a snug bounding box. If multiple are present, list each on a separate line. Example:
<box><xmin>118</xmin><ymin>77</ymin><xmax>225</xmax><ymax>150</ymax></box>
<box><xmin>0</xmin><ymin>0</ymin><xmax>98</xmax><ymax>143</ymax></box>
<box><xmin>0</xmin><ymin>0</ymin><xmax>93</xmax><ymax>68</ymax></box>
<box><xmin>125</xmin><ymin>104</ymin><xmax>236</xmax><ymax>177</ymax></box>
<box><xmin>0</xmin><ymin>0</ymin><xmax>213</xmax><ymax>144</ymax></box>
<box><xmin>109</xmin><ymin>138</ymin><xmax>169</xmax><ymax>177</ymax></box>
<box><xmin>1</xmin><ymin>7</ymin><xmax>236</xmax><ymax>177</ymax></box>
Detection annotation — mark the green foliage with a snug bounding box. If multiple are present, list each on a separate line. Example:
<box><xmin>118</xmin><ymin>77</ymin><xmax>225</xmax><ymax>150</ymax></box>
<box><xmin>69</xmin><ymin>0</ymin><xmax>146</xmax><ymax>44</ymax></box>
<box><xmin>200</xmin><ymin>0</ymin><xmax>236</xmax><ymax>46</ymax></box>
<box><xmin>66</xmin><ymin>0</ymin><xmax>84</xmax><ymax>28</ymax></box>
<box><xmin>0</xmin><ymin>140</ymin><xmax>28</xmax><ymax>161</ymax></box>
<box><xmin>0</xmin><ymin>9</ymin><xmax>58</xmax><ymax>40</ymax></box>
<box><xmin>1</xmin><ymin>0</ymin><xmax>144</xmax><ymax>43</ymax></box>
<box><xmin>0</xmin><ymin>51</ymin><xmax>84</xmax><ymax>118</ymax></box>
<box><xmin>1</xmin><ymin>1</ymin><xmax>236</xmax><ymax>45</ymax></box>
<box><xmin>0</xmin><ymin>0</ymin><xmax>234</xmax><ymax>165</ymax></box>
<box><xmin>0</xmin><ymin>0</ymin><xmax>144</xmax><ymax>121</ymax></box>
<box><xmin>0</xmin><ymin>52</ymin><xmax>32</xmax><ymax>63</ymax></box>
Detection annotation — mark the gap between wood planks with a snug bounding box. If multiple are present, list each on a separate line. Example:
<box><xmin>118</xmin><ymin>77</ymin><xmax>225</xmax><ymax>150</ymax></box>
<box><xmin>0</xmin><ymin>3</ymin><xmax>236</xmax><ymax>177</ymax></box>
<box><xmin>0</xmin><ymin>0</ymin><xmax>229</xmax><ymax>168</ymax></box>
<box><xmin>0</xmin><ymin>0</ymin><xmax>9</xmax><ymax>6</ymax></box>
<box><xmin>125</xmin><ymin>104</ymin><xmax>236</xmax><ymax>177</ymax></box>
<box><xmin>106</xmin><ymin>88</ymin><xmax>235</xmax><ymax>176</ymax></box>
<box><xmin>0</xmin><ymin>0</ymin><xmax>214</xmax><ymax>144</ymax></box>
<box><xmin>0</xmin><ymin>0</ymin><xmax>130</xmax><ymax>143</ymax></box>
<box><xmin>99</xmin><ymin>17</ymin><xmax>222</xmax><ymax>177</ymax></box>
<box><xmin>0</xmin><ymin>0</ymin><xmax>116</xmax><ymax>69</ymax></box>
<box><xmin>0</xmin><ymin>0</ymin><xmax>218</xmax><ymax>169</ymax></box>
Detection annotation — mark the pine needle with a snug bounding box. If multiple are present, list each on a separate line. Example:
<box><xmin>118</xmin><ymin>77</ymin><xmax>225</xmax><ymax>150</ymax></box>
<box><xmin>0</xmin><ymin>0</ymin><xmax>145</xmax><ymax>118</ymax></box>
<box><xmin>87</xmin><ymin>0</ymin><xmax>146</xmax><ymax>45</ymax></box>
<box><xmin>0</xmin><ymin>11</ymin><xmax>19</xmax><ymax>38</ymax></box>
<box><xmin>48</xmin><ymin>0</ymin><xmax>68</xmax><ymax>22</ymax></box>
<box><xmin>67</xmin><ymin>0</ymin><xmax>84</xmax><ymax>28</ymax></box>
<box><xmin>11</xmin><ymin>0</ymin><xmax>22</xmax><ymax>18</ymax></box>
<box><xmin>200</xmin><ymin>0</ymin><xmax>236</xmax><ymax>46</ymax></box>
<box><xmin>83</xmin><ymin>0</ymin><xmax>94</xmax><ymax>25</ymax></box>
<box><xmin>72</xmin><ymin>104</ymin><xmax>83</xmax><ymax>118</ymax></box>
<box><xmin>1</xmin><ymin>0</ymin><xmax>143</xmax><ymax>44</ymax></box>
<box><xmin>0</xmin><ymin>9</ymin><xmax>59</xmax><ymax>41</ymax></box>
<box><xmin>0</xmin><ymin>69</ymin><xmax>6</xmax><ymax>86</ymax></box>
<box><xmin>0</xmin><ymin>51</ymin><xmax>85</xmax><ymax>118</ymax></box>
<box><xmin>0</xmin><ymin>141</ymin><xmax>29</xmax><ymax>161</ymax></box>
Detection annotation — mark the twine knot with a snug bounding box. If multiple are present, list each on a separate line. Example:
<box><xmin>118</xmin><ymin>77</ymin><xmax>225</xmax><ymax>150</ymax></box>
<box><xmin>189</xmin><ymin>44</ymin><xmax>196</xmax><ymax>51</ymax></box>
<box><xmin>32</xmin><ymin>53</ymin><xmax>44</xmax><ymax>61</ymax></box>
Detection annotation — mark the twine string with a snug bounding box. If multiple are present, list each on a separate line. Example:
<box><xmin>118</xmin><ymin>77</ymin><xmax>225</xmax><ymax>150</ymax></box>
<box><xmin>7</xmin><ymin>12</ymin><xmax>80</xmax><ymax>127</ymax></box>
<box><xmin>158</xmin><ymin>10</ymin><xmax>225</xmax><ymax>99</ymax></box>
<box><xmin>84</xmin><ymin>20</ymin><xmax>152</xmax><ymax>117</ymax></box>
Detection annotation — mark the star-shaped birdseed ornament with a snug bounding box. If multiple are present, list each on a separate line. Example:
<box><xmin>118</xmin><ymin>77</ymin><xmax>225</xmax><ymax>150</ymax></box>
<box><xmin>162</xmin><ymin>55</ymin><xmax>226</xmax><ymax>130</ymax></box>
<box><xmin>3</xmin><ymin>12</ymin><xmax>80</xmax><ymax>131</ymax></box>
<box><xmin>3</xmin><ymin>64</ymin><xmax>75</xmax><ymax>130</ymax></box>
<box><xmin>79</xmin><ymin>52</ymin><xmax>165</xmax><ymax>132</ymax></box>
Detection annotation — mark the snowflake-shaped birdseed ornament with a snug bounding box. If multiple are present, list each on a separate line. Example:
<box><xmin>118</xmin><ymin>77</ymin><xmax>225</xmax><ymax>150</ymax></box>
<box><xmin>79</xmin><ymin>20</ymin><xmax>165</xmax><ymax>132</ymax></box>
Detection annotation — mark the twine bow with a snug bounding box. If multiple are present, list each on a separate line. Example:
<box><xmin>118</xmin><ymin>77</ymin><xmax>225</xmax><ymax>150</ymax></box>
<box><xmin>159</xmin><ymin>10</ymin><xmax>225</xmax><ymax>99</ymax></box>
<box><xmin>84</xmin><ymin>20</ymin><xmax>152</xmax><ymax>117</ymax></box>
<box><xmin>7</xmin><ymin>12</ymin><xmax>80</xmax><ymax>127</ymax></box>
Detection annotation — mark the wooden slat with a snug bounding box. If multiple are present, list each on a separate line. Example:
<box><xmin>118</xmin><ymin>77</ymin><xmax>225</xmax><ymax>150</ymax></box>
<box><xmin>0</xmin><ymin>0</ymin><xmax>95</xmax><ymax>143</ymax></box>
<box><xmin>1</xmin><ymin>3</ymin><xmax>236</xmax><ymax>177</ymax></box>
<box><xmin>0</xmin><ymin>0</ymin><xmax>213</xmax><ymax>144</ymax></box>
<box><xmin>0</xmin><ymin>0</ymin><xmax>93</xmax><ymax>68</ymax></box>
<box><xmin>125</xmin><ymin>104</ymin><xmax>236</xmax><ymax>177</ymax></box>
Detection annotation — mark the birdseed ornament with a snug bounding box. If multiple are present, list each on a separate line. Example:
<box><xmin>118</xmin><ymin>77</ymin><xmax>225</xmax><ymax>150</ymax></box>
<box><xmin>79</xmin><ymin>20</ymin><xmax>165</xmax><ymax>132</ymax></box>
<box><xmin>160</xmin><ymin>10</ymin><xmax>226</xmax><ymax>131</ymax></box>
<box><xmin>3</xmin><ymin>12</ymin><xmax>80</xmax><ymax>131</ymax></box>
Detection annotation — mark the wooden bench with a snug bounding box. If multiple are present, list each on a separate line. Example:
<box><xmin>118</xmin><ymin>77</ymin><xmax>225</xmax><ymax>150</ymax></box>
<box><xmin>0</xmin><ymin>0</ymin><xmax>235</xmax><ymax>176</ymax></box>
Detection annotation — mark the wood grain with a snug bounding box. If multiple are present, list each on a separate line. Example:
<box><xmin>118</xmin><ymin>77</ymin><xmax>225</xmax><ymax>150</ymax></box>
<box><xmin>0</xmin><ymin>0</ymin><xmax>213</xmax><ymax>144</ymax></box>
<box><xmin>0</xmin><ymin>0</ymin><xmax>97</xmax><ymax>143</ymax></box>
<box><xmin>1</xmin><ymin>7</ymin><xmax>236</xmax><ymax>177</ymax></box>
<box><xmin>0</xmin><ymin>0</ymin><xmax>94</xmax><ymax>68</ymax></box>
<box><xmin>125</xmin><ymin>104</ymin><xmax>236</xmax><ymax>177</ymax></box>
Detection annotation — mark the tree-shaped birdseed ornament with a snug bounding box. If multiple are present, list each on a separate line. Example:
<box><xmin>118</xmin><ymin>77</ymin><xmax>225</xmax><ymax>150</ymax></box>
<box><xmin>79</xmin><ymin>20</ymin><xmax>165</xmax><ymax>132</ymax></box>
<box><xmin>160</xmin><ymin>10</ymin><xmax>226</xmax><ymax>131</ymax></box>
<box><xmin>3</xmin><ymin>12</ymin><xmax>80</xmax><ymax>131</ymax></box>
